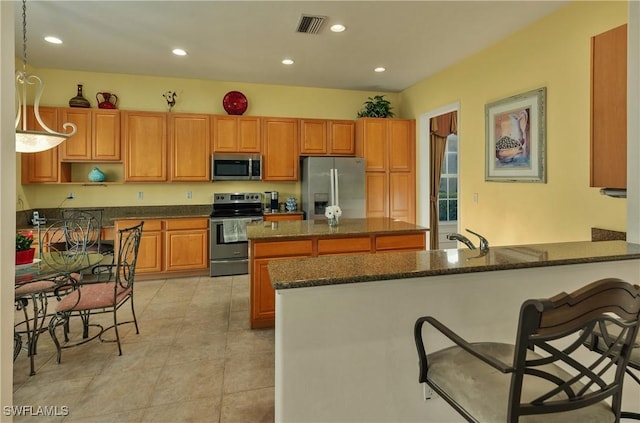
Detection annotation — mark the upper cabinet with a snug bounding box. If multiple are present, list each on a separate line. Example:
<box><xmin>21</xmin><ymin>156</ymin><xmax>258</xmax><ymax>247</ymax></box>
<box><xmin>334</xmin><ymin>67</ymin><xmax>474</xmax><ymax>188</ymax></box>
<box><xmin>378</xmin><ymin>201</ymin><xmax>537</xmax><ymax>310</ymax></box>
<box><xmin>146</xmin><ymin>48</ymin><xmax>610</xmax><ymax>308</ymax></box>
<box><xmin>123</xmin><ymin>111</ymin><xmax>168</xmax><ymax>182</ymax></box>
<box><xmin>300</xmin><ymin>119</ymin><xmax>355</xmax><ymax>156</ymax></box>
<box><xmin>590</xmin><ymin>24</ymin><xmax>627</xmax><ymax>189</ymax></box>
<box><xmin>169</xmin><ymin>113</ymin><xmax>210</xmax><ymax>181</ymax></box>
<box><xmin>60</xmin><ymin>108</ymin><xmax>121</xmax><ymax>162</ymax></box>
<box><xmin>212</xmin><ymin>115</ymin><xmax>261</xmax><ymax>153</ymax></box>
<box><xmin>262</xmin><ymin>117</ymin><xmax>299</xmax><ymax>181</ymax></box>
<box><xmin>21</xmin><ymin>106</ymin><xmax>63</xmax><ymax>183</ymax></box>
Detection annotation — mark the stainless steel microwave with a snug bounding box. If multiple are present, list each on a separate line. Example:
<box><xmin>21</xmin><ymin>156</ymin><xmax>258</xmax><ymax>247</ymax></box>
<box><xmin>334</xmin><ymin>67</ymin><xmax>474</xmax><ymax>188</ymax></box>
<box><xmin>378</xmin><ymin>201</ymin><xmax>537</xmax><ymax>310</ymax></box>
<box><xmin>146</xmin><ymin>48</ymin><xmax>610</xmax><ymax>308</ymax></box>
<box><xmin>211</xmin><ymin>154</ymin><xmax>262</xmax><ymax>181</ymax></box>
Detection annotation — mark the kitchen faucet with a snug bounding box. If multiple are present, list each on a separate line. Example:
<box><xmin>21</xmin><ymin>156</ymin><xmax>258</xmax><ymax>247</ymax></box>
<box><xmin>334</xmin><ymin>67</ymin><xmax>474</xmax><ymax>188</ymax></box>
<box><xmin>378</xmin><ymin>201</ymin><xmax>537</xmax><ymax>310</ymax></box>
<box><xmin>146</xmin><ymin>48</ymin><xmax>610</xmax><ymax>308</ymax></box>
<box><xmin>446</xmin><ymin>229</ymin><xmax>489</xmax><ymax>252</ymax></box>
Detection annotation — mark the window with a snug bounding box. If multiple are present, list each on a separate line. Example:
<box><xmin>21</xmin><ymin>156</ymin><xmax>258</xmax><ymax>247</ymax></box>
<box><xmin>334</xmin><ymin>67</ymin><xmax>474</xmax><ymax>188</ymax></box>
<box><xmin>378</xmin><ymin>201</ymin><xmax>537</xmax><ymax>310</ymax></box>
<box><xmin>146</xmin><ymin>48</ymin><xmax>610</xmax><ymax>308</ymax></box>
<box><xmin>438</xmin><ymin>134</ymin><xmax>458</xmax><ymax>222</ymax></box>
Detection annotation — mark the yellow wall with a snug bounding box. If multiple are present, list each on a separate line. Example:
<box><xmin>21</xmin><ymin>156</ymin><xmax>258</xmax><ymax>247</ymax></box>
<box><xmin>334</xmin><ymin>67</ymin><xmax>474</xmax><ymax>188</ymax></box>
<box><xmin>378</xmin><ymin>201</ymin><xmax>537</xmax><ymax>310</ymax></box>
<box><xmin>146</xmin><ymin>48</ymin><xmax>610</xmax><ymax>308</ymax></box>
<box><xmin>401</xmin><ymin>0</ymin><xmax>628</xmax><ymax>245</ymax></box>
<box><xmin>19</xmin><ymin>71</ymin><xmax>398</xmax><ymax>209</ymax></box>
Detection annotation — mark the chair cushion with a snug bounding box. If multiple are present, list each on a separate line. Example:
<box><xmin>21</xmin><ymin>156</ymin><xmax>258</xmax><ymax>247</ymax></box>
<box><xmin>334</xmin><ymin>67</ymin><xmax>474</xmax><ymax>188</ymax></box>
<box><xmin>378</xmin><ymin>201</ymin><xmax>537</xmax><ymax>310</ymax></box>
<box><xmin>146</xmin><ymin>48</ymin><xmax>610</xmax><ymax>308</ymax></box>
<box><xmin>55</xmin><ymin>283</ymin><xmax>131</xmax><ymax>312</ymax></box>
<box><xmin>427</xmin><ymin>342</ymin><xmax>615</xmax><ymax>423</ymax></box>
<box><xmin>15</xmin><ymin>280</ymin><xmax>57</xmax><ymax>296</ymax></box>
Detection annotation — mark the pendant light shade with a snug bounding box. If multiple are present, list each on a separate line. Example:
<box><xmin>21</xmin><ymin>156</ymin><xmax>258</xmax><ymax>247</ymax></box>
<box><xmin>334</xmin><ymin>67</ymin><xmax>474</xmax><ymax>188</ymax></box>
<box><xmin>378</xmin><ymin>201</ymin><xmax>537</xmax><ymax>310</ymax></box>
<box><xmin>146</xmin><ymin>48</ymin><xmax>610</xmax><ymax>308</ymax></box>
<box><xmin>15</xmin><ymin>0</ymin><xmax>76</xmax><ymax>153</ymax></box>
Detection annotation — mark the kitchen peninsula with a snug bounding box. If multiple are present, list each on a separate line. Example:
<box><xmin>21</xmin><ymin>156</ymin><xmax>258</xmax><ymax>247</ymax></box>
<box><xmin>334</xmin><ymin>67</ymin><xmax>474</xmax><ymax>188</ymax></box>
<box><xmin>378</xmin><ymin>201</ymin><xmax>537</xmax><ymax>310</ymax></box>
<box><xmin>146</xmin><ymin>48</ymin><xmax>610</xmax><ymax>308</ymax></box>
<box><xmin>268</xmin><ymin>241</ymin><xmax>640</xmax><ymax>422</ymax></box>
<box><xmin>246</xmin><ymin>217</ymin><xmax>427</xmax><ymax>328</ymax></box>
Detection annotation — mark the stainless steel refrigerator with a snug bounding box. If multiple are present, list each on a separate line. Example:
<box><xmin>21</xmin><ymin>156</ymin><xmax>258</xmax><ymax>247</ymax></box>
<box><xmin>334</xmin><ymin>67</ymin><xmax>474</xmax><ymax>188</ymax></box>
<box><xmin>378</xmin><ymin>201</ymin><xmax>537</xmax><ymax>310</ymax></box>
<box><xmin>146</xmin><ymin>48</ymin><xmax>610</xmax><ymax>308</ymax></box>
<box><xmin>301</xmin><ymin>157</ymin><xmax>366</xmax><ymax>220</ymax></box>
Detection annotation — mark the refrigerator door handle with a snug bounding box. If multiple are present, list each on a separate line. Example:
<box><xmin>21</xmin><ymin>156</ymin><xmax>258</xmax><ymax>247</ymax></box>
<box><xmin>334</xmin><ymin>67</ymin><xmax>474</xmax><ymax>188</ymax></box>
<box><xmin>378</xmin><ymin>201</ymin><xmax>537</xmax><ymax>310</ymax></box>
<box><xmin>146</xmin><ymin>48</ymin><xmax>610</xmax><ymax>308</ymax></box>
<box><xmin>330</xmin><ymin>168</ymin><xmax>335</xmax><ymax>206</ymax></box>
<box><xmin>334</xmin><ymin>169</ymin><xmax>339</xmax><ymax>207</ymax></box>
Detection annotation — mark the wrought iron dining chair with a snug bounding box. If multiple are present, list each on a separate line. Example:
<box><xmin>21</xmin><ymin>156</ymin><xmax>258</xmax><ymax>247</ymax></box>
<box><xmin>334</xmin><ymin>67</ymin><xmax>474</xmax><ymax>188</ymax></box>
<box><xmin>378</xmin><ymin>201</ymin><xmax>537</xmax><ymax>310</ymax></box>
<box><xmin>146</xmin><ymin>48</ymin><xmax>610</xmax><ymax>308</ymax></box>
<box><xmin>48</xmin><ymin>221</ymin><xmax>144</xmax><ymax>363</ymax></box>
<box><xmin>414</xmin><ymin>278</ymin><xmax>640</xmax><ymax>423</ymax></box>
<box><xmin>584</xmin><ymin>317</ymin><xmax>640</xmax><ymax>419</ymax></box>
<box><xmin>14</xmin><ymin>218</ymin><xmax>90</xmax><ymax>375</ymax></box>
<box><xmin>60</xmin><ymin>208</ymin><xmax>114</xmax><ymax>264</ymax></box>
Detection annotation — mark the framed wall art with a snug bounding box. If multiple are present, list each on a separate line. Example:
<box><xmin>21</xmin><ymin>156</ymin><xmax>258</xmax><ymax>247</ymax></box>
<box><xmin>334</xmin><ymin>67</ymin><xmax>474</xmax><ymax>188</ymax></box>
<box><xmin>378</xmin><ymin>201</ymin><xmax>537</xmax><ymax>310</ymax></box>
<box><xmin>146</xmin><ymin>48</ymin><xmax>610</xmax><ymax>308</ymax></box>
<box><xmin>485</xmin><ymin>87</ymin><xmax>546</xmax><ymax>182</ymax></box>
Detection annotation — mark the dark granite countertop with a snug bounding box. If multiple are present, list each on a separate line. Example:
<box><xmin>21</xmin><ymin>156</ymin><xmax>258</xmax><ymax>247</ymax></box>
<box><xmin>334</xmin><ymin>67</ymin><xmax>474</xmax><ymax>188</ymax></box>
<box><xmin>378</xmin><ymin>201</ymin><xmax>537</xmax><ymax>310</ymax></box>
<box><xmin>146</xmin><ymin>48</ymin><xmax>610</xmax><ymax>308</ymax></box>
<box><xmin>247</xmin><ymin>217</ymin><xmax>427</xmax><ymax>240</ymax></box>
<box><xmin>269</xmin><ymin>240</ymin><xmax>640</xmax><ymax>289</ymax></box>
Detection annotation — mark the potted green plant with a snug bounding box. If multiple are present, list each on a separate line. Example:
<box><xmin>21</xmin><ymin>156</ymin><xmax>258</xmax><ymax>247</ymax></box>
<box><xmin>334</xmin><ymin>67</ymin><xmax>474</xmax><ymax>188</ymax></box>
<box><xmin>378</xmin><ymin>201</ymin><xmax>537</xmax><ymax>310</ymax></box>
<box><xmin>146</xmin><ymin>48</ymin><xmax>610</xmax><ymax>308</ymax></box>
<box><xmin>356</xmin><ymin>95</ymin><xmax>395</xmax><ymax>118</ymax></box>
<box><xmin>16</xmin><ymin>231</ymin><xmax>35</xmax><ymax>265</ymax></box>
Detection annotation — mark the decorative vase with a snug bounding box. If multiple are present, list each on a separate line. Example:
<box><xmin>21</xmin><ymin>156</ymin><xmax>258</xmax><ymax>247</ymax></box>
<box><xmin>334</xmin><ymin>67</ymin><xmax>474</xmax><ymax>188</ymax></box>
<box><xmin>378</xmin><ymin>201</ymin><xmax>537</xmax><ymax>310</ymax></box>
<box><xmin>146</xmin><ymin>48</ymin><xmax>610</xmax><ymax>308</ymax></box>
<box><xmin>285</xmin><ymin>197</ymin><xmax>297</xmax><ymax>212</ymax></box>
<box><xmin>69</xmin><ymin>84</ymin><xmax>90</xmax><ymax>108</ymax></box>
<box><xmin>327</xmin><ymin>216</ymin><xmax>338</xmax><ymax>227</ymax></box>
<box><xmin>96</xmin><ymin>92</ymin><xmax>118</xmax><ymax>109</ymax></box>
<box><xmin>88</xmin><ymin>167</ymin><xmax>106</xmax><ymax>182</ymax></box>
<box><xmin>16</xmin><ymin>248</ymin><xmax>35</xmax><ymax>265</ymax></box>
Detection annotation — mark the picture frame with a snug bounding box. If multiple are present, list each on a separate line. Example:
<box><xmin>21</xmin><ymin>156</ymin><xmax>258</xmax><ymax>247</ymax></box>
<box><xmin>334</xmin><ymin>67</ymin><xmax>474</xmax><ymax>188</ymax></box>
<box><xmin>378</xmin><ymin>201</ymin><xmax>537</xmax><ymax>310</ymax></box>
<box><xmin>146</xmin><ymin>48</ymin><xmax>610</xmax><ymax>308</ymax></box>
<box><xmin>485</xmin><ymin>87</ymin><xmax>546</xmax><ymax>182</ymax></box>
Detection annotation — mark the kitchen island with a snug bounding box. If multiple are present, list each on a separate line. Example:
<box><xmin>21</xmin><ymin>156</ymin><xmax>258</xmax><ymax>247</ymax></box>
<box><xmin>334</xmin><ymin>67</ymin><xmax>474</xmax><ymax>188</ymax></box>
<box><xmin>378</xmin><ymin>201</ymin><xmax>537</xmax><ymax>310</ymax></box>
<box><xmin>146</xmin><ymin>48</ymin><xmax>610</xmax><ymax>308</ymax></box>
<box><xmin>246</xmin><ymin>217</ymin><xmax>427</xmax><ymax>328</ymax></box>
<box><xmin>268</xmin><ymin>240</ymin><xmax>640</xmax><ymax>422</ymax></box>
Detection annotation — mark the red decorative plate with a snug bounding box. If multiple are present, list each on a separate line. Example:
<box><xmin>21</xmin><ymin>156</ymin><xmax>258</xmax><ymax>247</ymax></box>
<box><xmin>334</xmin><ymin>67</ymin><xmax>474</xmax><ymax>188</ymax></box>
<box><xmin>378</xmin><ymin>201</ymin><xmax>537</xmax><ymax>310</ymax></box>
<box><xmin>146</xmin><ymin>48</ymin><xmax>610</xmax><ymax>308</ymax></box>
<box><xmin>223</xmin><ymin>91</ymin><xmax>248</xmax><ymax>115</ymax></box>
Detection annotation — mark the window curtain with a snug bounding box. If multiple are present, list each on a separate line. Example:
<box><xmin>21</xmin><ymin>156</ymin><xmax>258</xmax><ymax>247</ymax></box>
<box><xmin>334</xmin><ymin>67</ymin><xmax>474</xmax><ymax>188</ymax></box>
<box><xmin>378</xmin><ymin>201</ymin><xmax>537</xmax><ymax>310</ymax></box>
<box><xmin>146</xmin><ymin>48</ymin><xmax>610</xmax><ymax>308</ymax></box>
<box><xmin>429</xmin><ymin>111</ymin><xmax>457</xmax><ymax>250</ymax></box>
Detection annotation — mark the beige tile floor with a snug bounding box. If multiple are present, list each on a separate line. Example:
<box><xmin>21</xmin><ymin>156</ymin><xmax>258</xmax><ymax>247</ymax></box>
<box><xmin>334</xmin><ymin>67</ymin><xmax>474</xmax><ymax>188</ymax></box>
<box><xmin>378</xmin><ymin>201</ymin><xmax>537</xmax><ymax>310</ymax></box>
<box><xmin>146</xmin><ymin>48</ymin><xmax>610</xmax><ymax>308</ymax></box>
<box><xmin>12</xmin><ymin>275</ymin><xmax>275</xmax><ymax>423</ymax></box>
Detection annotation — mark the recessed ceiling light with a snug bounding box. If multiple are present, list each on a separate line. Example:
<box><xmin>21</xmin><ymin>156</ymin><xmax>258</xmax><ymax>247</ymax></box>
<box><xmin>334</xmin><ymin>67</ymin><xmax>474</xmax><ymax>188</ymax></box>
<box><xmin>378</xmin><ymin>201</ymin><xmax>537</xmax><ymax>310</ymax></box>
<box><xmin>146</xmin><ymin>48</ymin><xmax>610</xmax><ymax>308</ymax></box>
<box><xmin>330</xmin><ymin>24</ymin><xmax>346</xmax><ymax>33</ymax></box>
<box><xmin>172</xmin><ymin>48</ymin><xmax>187</xmax><ymax>56</ymax></box>
<box><xmin>44</xmin><ymin>36</ymin><xmax>62</xmax><ymax>44</ymax></box>
<box><xmin>374</xmin><ymin>67</ymin><xmax>386</xmax><ymax>73</ymax></box>
<box><xmin>282</xmin><ymin>59</ymin><xmax>294</xmax><ymax>65</ymax></box>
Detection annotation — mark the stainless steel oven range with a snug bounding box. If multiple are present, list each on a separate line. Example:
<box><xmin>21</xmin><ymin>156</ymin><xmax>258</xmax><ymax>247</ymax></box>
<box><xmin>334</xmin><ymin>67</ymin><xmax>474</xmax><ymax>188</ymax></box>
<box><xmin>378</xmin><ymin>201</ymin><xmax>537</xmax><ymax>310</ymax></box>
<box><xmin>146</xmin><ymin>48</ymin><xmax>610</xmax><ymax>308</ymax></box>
<box><xmin>210</xmin><ymin>192</ymin><xmax>263</xmax><ymax>276</ymax></box>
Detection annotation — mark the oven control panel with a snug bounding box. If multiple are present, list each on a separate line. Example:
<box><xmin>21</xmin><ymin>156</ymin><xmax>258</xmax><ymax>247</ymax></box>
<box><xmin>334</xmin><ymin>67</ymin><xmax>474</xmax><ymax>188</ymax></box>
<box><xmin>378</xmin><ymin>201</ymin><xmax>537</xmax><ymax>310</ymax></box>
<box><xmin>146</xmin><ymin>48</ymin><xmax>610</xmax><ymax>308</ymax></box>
<box><xmin>214</xmin><ymin>192</ymin><xmax>262</xmax><ymax>204</ymax></box>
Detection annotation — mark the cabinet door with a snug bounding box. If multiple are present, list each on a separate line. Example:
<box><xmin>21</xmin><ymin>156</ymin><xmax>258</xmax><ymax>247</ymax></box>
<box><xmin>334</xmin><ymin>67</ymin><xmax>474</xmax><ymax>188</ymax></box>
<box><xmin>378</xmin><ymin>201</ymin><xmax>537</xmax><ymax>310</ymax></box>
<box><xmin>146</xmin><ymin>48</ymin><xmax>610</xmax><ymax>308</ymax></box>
<box><xmin>329</xmin><ymin>120</ymin><xmax>355</xmax><ymax>155</ymax></box>
<box><xmin>262</xmin><ymin>118</ymin><xmax>299</xmax><ymax>181</ymax></box>
<box><xmin>252</xmin><ymin>258</ymin><xmax>276</xmax><ymax>328</ymax></box>
<box><xmin>365</xmin><ymin>172</ymin><xmax>388</xmax><ymax>218</ymax></box>
<box><xmin>389</xmin><ymin>172</ymin><xmax>415</xmax><ymax>223</ymax></box>
<box><xmin>136</xmin><ymin>230</ymin><xmax>164</xmax><ymax>273</ymax></box>
<box><xmin>60</xmin><ymin>108</ymin><xmax>91</xmax><ymax>161</ymax></box>
<box><xmin>591</xmin><ymin>24</ymin><xmax>627</xmax><ymax>189</ymax></box>
<box><xmin>21</xmin><ymin>107</ymin><xmax>60</xmax><ymax>183</ymax></box>
<box><xmin>165</xmin><ymin>229</ymin><xmax>208</xmax><ymax>271</ymax></box>
<box><xmin>93</xmin><ymin>110</ymin><xmax>121</xmax><ymax>161</ymax></box>
<box><xmin>212</xmin><ymin>115</ymin><xmax>238</xmax><ymax>152</ymax></box>
<box><xmin>170</xmin><ymin>113</ymin><xmax>210</xmax><ymax>181</ymax></box>
<box><xmin>237</xmin><ymin>116</ymin><xmax>261</xmax><ymax>152</ymax></box>
<box><xmin>300</xmin><ymin>119</ymin><xmax>328</xmax><ymax>155</ymax></box>
<box><xmin>124</xmin><ymin>111</ymin><xmax>167</xmax><ymax>181</ymax></box>
<box><xmin>388</xmin><ymin>119</ymin><xmax>414</xmax><ymax>172</ymax></box>
<box><xmin>359</xmin><ymin>119</ymin><xmax>387</xmax><ymax>171</ymax></box>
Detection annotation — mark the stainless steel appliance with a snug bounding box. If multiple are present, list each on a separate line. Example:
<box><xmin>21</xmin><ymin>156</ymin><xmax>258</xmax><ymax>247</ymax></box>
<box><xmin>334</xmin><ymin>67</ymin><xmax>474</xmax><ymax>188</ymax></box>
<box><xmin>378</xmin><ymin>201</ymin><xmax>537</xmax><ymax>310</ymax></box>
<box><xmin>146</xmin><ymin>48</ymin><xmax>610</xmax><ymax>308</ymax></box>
<box><xmin>211</xmin><ymin>154</ymin><xmax>262</xmax><ymax>181</ymax></box>
<box><xmin>301</xmin><ymin>157</ymin><xmax>366</xmax><ymax>220</ymax></box>
<box><xmin>210</xmin><ymin>192</ymin><xmax>263</xmax><ymax>276</ymax></box>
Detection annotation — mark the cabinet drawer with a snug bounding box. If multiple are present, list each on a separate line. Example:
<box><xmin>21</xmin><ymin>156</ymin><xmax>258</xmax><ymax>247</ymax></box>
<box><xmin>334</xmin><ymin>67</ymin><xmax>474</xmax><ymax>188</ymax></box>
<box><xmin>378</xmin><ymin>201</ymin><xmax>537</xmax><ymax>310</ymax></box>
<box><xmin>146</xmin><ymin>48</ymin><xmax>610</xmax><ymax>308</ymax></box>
<box><xmin>253</xmin><ymin>240</ymin><xmax>313</xmax><ymax>258</ymax></box>
<box><xmin>263</xmin><ymin>214</ymin><xmax>303</xmax><ymax>222</ymax></box>
<box><xmin>165</xmin><ymin>218</ymin><xmax>209</xmax><ymax>230</ymax></box>
<box><xmin>115</xmin><ymin>219</ymin><xmax>163</xmax><ymax>232</ymax></box>
<box><xmin>318</xmin><ymin>237</ymin><xmax>372</xmax><ymax>255</ymax></box>
<box><xmin>375</xmin><ymin>232</ymin><xmax>425</xmax><ymax>251</ymax></box>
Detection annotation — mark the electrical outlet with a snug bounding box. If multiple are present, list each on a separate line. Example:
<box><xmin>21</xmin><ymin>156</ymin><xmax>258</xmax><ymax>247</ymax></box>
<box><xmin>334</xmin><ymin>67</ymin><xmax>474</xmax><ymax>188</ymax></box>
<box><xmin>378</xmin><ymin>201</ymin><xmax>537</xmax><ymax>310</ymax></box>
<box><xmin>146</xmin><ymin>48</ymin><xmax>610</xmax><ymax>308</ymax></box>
<box><xmin>137</xmin><ymin>192</ymin><xmax>144</xmax><ymax>200</ymax></box>
<box><xmin>473</xmin><ymin>192</ymin><xmax>478</xmax><ymax>204</ymax></box>
<box><xmin>67</xmin><ymin>192</ymin><xmax>75</xmax><ymax>200</ymax></box>
<box><xmin>186</xmin><ymin>191</ymin><xmax>192</xmax><ymax>199</ymax></box>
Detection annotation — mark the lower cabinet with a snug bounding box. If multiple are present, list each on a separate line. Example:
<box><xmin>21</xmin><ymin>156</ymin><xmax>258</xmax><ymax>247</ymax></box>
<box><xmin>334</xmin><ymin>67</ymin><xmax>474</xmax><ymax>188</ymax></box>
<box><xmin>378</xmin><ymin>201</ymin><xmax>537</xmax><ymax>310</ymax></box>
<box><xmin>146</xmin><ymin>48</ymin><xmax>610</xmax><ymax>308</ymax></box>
<box><xmin>249</xmin><ymin>231</ymin><xmax>426</xmax><ymax>328</ymax></box>
<box><xmin>114</xmin><ymin>217</ymin><xmax>209</xmax><ymax>277</ymax></box>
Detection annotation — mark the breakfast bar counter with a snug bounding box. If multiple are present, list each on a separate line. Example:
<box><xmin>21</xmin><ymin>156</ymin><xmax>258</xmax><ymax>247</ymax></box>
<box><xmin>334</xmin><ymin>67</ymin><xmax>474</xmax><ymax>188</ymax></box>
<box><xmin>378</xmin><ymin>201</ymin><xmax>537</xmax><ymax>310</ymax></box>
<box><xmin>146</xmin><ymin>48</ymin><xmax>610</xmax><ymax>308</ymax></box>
<box><xmin>269</xmin><ymin>240</ymin><xmax>640</xmax><ymax>422</ymax></box>
<box><xmin>246</xmin><ymin>217</ymin><xmax>427</xmax><ymax>328</ymax></box>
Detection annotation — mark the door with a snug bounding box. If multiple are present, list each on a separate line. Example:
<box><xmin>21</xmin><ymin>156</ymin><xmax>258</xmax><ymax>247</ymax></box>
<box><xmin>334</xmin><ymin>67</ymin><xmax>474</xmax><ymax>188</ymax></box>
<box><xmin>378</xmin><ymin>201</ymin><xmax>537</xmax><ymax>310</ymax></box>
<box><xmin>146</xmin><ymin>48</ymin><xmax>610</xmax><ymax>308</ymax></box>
<box><xmin>302</xmin><ymin>157</ymin><xmax>333</xmax><ymax>220</ymax></box>
<box><xmin>334</xmin><ymin>157</ymin><xmax>366</xmax><ymax>219</ymax></box>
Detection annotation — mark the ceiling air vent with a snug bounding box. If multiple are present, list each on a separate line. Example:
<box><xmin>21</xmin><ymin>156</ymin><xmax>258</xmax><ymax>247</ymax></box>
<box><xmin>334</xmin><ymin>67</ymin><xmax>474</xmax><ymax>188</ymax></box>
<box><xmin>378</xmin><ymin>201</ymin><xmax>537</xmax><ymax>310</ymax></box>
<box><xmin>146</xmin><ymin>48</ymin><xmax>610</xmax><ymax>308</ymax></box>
<box><xmin>296</xmin><ymin>14</ymin><xmax>327</xmax><ymax>34</ymax></box>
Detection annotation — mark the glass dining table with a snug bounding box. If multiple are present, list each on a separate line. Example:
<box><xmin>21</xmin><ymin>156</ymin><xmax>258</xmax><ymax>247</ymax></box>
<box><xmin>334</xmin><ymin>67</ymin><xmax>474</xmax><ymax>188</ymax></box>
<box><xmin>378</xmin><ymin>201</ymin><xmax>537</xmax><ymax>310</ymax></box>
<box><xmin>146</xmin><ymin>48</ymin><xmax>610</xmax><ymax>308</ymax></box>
<box><xmin>14</xmin><ymin>252</ymin><xmax>104</xmax><ymax>376</ymax></box>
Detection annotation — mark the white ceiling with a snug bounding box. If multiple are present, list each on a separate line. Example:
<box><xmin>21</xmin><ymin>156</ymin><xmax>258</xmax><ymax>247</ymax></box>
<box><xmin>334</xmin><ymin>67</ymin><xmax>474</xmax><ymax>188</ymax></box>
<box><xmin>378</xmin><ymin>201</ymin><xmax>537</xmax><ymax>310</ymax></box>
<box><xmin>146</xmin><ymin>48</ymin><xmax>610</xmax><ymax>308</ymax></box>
<box><xmin>15</xmin><ymin>1</ymin><xmax>569</xmax><ymax>93</ymax></box>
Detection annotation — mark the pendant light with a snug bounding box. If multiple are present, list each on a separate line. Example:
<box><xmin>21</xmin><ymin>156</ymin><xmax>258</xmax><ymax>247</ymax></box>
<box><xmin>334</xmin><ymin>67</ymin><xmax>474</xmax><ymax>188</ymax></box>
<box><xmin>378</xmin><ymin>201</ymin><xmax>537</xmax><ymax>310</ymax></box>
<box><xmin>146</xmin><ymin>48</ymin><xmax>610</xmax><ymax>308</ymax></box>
<box><xmin>15</xmin><ymin>0</ymin><xmax>76</xmax><ymax>153</ymax></box>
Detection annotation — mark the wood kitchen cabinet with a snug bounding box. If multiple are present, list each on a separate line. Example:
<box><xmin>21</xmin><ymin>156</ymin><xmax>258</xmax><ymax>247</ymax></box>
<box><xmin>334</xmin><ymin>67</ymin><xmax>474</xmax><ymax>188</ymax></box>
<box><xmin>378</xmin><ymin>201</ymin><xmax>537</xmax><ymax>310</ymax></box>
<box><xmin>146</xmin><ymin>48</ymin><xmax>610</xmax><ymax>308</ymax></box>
<box><xmin>263</xmin><ymin>213</ymin><xmax>304</xmax><ymax>222</ymax></box>
<box><xmin>123</xmin><ymin>111</ymin><xmax>168</xmax><ymax>182</ymax></box>
<box><xmin>356</xmin><ymin>118</ymin><xmax>416</xmax><ymax>223</ymax></box>
<box><xmin>169</xmin><ymin>113</ymin><xmax>210</xmax><ymax>181</ymax></box>
<box><xmin>60</xmin><ymin>108</ymin><xmax>121</xmax><ymax>162</ymax></box>
<box><xmin>590</xmin><ymin>24</ymin><xmax>627</xmax><ymax>189</ymax></box>
<box><xmin>249</xmin><ymin>227</ymin><xmax>426</xmax><ymax>328</ymax></box>
<box><xmin>262</xmin><ymin>117</ymin><xmax>299</xmax><ymax>181</ymax></box>
<box><xmin>212</xmin><ymin>115</ymin><xmax>261</xmax><ymax>153</ymax></box>
<box><xmin>300</xmin><ymin>119</ymin><xmax>355</xmax><ymax>156</ymax></box>
<box><xmin>115</xmin><ymin>217</ymin><xmax>209</xmax><ymax>278</ymax></box>
<box><xmin>21</xmin><ymin>106</ymin><xmax>67</xmax><ymax>183</ymax></box>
